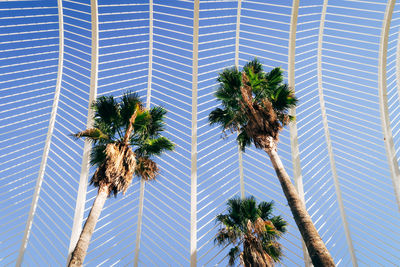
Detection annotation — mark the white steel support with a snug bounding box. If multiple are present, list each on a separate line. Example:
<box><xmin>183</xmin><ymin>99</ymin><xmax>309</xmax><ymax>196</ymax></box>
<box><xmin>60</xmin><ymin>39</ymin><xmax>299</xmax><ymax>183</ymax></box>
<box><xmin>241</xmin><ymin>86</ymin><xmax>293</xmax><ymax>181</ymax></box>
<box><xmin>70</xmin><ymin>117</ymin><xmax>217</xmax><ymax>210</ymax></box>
<box><xmin>67</xmin><ymin>0</ymin><xmax>99</xmax><ymax>262</ymax></box>
<box><xmin>16</xmin><ymin>1</ymin><xmax>64</xmax><ymax>266</ymax></box>
<box><xmin>134</xmin><ymin>1</ymin><xmax>153</xmax><ymax>266</ymax></box>
<box><xmin>288</xmin><ymin>1</ymin><xmax>312</xmax><ymax>266</ymax></box>
<box><xmin>379</xmin><ymin>0</ymin><xmax>400</xmax><ymax>212</ymax></box>
<box><xmin>235</xmin><ymin>0</ymin><xmax>244</xmax><ymax>199</ymax></box>
<box><xmin>317</xmin><ymin>1</ymin><xmax>358</xmax><ymax>266</ymax></box>
<box><xmin>234</xmin><ymin>0</ymin><xmax>241</xmax><ymax>69</ymax></box>
<box><xmin>191</xmin><ymin>1</ymin><xmax>200</xmax><ymax>266</ymax></box>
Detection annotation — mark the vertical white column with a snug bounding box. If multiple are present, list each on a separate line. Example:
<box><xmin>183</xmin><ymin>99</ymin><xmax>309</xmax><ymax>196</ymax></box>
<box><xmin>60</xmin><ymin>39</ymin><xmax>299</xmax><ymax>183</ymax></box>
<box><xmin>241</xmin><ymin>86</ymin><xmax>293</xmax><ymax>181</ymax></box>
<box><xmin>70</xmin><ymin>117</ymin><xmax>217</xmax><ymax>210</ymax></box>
<box><xmin>379</xmin><ymin>0</ymin><xmax>400</xmax><ymax>211</ymax></box>
<box><xmin>234</xmin><ymin>0</ymin><xmax>244</xmax><ymax>199</ymax></box>
<box><xmin>67</xmin><ymin>0</ymin><xmax>99</xmax><ymax>262</ymax></box>
<box><xmin>16</xmin><ymin>1</ymin><xmax>65</xmax><ymax>265</ymax></box>
<box><xmin>191</xmin><ymin>0</ymin><xmax>200</xmax><ymax>266</ymax></box>
<box><xmin>134</xmin><ymin>0</ymin><xmax>153</xmax><ymax>265</ymax></box>
<box><xmin>287</xmin><ymin>1</ymin><xmax>312</xmax><ymax>266</ymax></box>
<box><xmin>317</xmin><ymin>1</ymin><xmax>357</xmax><ymax>266</ymax></box>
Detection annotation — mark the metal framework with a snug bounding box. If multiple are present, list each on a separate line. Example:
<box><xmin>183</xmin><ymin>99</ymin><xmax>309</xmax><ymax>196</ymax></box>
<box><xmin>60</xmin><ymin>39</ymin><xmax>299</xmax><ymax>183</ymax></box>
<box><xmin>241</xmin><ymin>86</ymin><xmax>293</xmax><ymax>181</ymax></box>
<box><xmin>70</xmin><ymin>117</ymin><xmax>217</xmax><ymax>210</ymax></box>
<box><xmin>190</xmin><ymin>1</ymin><xmax>199</xmax><ymax>266</ymax></box>
<box><xmin>235</xmin><ymin>0</ymin><xmax>245</xmax><ymax>200</ymax></box>
<box><xmin>379</xmin><ymin>0</ymin><xmax>400</xmax><ymax>212</ymax></box>
<box><xmin>1</xmin><ymin>0</ymin><xmax>400</xmax><ymax>266</ymax></box>
<box><xmin>67</xmin><ymin>0</ymin><xmax>99</xmax><ymax>262</ymax></box>
<box><xmin>16</xmin><ymin>0</ymin><xmax>64</xmax><ymax>265</ymax></box>
<box><xmin>133</xmin><ymin>1</ymin><xmax>153</xmax><ymax>266</ymax></box>
<box><xmin>317</xmin><ymin>1</ymin><xmax>357</xmax><ymax>266</ymax></box>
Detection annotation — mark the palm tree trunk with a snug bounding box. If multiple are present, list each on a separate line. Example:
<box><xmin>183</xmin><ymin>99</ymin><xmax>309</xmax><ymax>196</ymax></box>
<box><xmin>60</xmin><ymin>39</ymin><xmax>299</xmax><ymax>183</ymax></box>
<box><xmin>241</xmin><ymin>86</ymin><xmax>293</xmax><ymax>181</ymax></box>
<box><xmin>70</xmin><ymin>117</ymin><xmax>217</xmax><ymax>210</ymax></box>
<box><xmin>68</xmin><ymin>185</ymin><xmax>110</xmax><ymax>267</ymax></box>
<box><xmin>265</xmin><ymin>145</ymin><xmax>335</xmax><ymax>267</ymax></box>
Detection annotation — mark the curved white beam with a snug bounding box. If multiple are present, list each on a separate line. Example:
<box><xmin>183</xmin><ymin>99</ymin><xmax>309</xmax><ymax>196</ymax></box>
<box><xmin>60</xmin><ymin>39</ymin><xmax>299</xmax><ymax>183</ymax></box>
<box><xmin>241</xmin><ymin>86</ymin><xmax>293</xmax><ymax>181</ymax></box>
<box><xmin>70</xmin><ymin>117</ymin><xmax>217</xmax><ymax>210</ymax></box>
<box><xmin>234</xmin><ymin>0</ymin><xmax>245</xmax><ymax>199</ymax></box>
<box><xmin>288</xmin><ymin>1</ymin><xmax>312</xmax><ymax>266</ymax></box>
<box><xmin>379</xmin><ymin>0</ymin><xmax>400</xmax><ymax>211</ymax></box>
<box><xmin>134</xmin><ymin>0</ymin><xmax>153</xmax><ymax>266</ymax></box>
<box><xmin>317</xmin><ymin>0</ymin><xmax>358</xmax><ymax>266</ymax></box>
<box><xmin>67</xmin><ymin>0</ymin><xmax>99</xmax><ymax>262</ymax></box>
<box><xmin>16</xmin><ymin>1</ymin><xmax>64</xmax><ymax>266</ymax></box>
<box><xmin>191</xmin><ymin>1</ymin><xmax>200</xmax><ymax>266</ymax></box>
<box><xmin>234</xmin><ymin>0</ymin><xmax>241</xmax><ymax>69</ymax></box>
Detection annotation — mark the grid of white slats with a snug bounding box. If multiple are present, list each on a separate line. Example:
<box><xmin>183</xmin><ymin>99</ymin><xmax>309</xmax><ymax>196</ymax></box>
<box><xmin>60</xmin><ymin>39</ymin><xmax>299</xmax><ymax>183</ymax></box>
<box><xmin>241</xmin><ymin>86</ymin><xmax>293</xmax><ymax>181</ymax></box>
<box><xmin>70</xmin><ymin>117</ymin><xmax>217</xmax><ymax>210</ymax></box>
<box><xmin>0</xmin><ymin>1</ymin><xmax>59</xmax><ymax>265</ymax></box>
<box><xmin>1</xmin><ymin>0</ymin><xmax>400</xmax><ymax>266</ymax></box>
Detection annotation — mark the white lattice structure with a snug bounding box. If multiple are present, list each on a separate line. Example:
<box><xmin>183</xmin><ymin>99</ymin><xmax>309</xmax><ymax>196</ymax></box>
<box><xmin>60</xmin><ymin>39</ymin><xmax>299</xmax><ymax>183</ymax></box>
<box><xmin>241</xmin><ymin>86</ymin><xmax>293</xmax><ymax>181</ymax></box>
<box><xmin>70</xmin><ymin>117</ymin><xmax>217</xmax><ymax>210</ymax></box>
<box><xmin>1</xmin><ymin>0</ymin><xmax>400</xmax><ymax>266</ymax></box>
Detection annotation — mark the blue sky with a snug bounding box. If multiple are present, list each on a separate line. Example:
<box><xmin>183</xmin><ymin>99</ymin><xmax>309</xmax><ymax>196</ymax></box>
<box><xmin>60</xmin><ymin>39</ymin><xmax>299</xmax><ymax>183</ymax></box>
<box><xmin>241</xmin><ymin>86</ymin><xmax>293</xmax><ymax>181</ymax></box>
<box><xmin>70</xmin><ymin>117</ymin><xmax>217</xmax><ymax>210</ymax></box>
<box><xmin>1</xmin><ymin>0</ymin><xmax>400</xmax><ymax>266</ymax></box>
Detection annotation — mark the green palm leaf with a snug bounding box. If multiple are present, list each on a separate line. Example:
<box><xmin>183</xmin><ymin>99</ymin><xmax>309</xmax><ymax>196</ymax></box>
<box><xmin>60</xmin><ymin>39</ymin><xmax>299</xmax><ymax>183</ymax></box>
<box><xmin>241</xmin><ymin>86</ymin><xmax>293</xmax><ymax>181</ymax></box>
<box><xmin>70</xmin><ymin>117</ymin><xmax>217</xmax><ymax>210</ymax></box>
<box><xmin>209</xmin><ymin>58</ymin><xmax>298</xmax><ymax>150</ymax></box>
<box><xmin>216</xmin><ymin>196</ymin><xmax>287</xmax><ymax>266</ymax></box>
<box><xmin>92</xmin><ymin>96</ymin><xmax>121</xmax><ymax>137</ymax></box>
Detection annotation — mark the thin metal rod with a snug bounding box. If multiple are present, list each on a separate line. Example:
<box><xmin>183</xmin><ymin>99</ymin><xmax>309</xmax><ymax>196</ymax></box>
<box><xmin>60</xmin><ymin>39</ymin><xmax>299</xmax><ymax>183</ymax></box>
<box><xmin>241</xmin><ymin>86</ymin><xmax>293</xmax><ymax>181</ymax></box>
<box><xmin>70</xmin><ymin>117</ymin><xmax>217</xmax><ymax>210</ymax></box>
<box><xmin>134</xmin><ymin>0</ymin><xmax>153</xmax><ymax>265</ymax></box>
<box><xmin>67</xmin><ymin>0</ymin><xmax>99</xmax><ymax>263</ymax></box>
<box><xmin>317</xmin><ymin>1</ymin><xmax>358</xmax><ymax>266</ymax></box>
<box><xmin>191</xmin><ymin>1</ymin><xmax>200</xmax><ymax>266</ymax></box>
<box><xmin>379</xmin><ymin>0</ymin><xmax>400</xmax><ymax>212</ymax></box>
<box><xmin>15</xmin><ymin>1</ymin><xmax>64</xmax><ymax>266</ymax></box>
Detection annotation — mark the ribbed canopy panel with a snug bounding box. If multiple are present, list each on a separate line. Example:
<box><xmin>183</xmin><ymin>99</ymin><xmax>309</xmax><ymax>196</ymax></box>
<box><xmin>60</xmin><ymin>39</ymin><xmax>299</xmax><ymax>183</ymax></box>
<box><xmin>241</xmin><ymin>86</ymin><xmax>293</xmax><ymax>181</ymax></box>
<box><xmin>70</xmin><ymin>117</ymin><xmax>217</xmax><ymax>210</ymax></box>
<box><xmin>1</xmin><ymin>0</ymin><xmax>400</xmax><ymax>266</ymax></box>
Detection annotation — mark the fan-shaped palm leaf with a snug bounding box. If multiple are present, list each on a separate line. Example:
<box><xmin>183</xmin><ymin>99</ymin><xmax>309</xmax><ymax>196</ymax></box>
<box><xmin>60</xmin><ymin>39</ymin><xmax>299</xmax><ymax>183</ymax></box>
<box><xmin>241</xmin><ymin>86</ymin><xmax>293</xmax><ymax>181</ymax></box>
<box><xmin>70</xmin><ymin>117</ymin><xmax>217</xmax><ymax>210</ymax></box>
<box><xmin>209</xmin><ymin>59</ymin><xmax>334</xmax><ymax>266</ymax></box>
<box><xmin>215</xmin><ymin>196</ymin><xmax>287</xmax><ymax>266</ymax></box>
<box><xmin>69</xmin><ymin>91</ymin><xmax>174</xmax><ymax>266</ymax></box>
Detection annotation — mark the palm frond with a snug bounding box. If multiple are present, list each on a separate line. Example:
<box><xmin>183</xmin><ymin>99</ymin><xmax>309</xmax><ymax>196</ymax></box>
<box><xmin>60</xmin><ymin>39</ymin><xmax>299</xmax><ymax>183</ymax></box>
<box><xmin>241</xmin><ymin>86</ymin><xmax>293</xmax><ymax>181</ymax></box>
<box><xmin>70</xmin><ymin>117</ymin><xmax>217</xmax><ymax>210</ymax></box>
<box><xmin>243</xmin><ymin>58</ymin><xmax>263</xmax><ymax>75</ymax></box>
<box><xmin>263</xmin><ymin>241</ymin><xmax>284</xmax><ymax>263</ymax></box>
<box><xmin>265</xmin><ymin>67</ymin><xmax>284</xmax><ymax>91</ymax></box>
<box><xmin>268</xmin><ymin>84</ymin><xmax>297</xmax><ymax>112</ymax></box>
<box><xmin>134</xmin><ymin>156</ymin><xmax>159</xmax><ymax>181</ymax></box>
<box><xmin>135</xmin><ymin>137</ymin><xmax>174</xmax><ymax>158</ymax></box>
<box><xmin>120</xmin><ymin>91</ymin><xmax>141</xmax><ymax>127</ymax></box>
<box><xmin>216</xmin><ymin>196</ymin><xmax>287</xmax><ymax>265</ymax></box>
<box><xmin>258</xmin><ymin>201</ymin><xmax>274</xmax><ymax>220</ymax></box>
<box><xmin>148</xmin><ymin>106</ymin><xmax>167</xmax><ymax>136</ymax></box>
<box><xmin>90</xmin><ymin>143</ymin><xmax>136</xmax><ymax>197</ymax></box>
<box><xmin>92</xmin><ymin>96</ymin><xmax>121</xmax><ymax>137</ymax></box>
<box><xmin>208</xmin><ymin>108</ymin><xmax>238</xmax><ymax>131</ymax></box>
<box><xmin>73</xmin><ymin>91</ymin><xmax>174</xmax><ymax>197</ymax></box>
<box><xmin>237</xmin><ymin>129</ymin><xmax>252</xmax><ymax>152</ymax></box>
<box><xmin>90</xmin><ymin>143</ymin><xmax>107</xmax><ymax>167</ymax></box>
<box><xmin>210</xmin><ymin>58</ymin><xmax>298</xmax><ymax>151</ymax></box>
<box><xmin>72</xmin><ymin>128</ymin><xmax>109</xmax><ymax>142</ymax></box>
<box><xmin>270</xmin><ymin>215</ymin><xmax>287</xmax><ymax>234</ymax></box>
<box><xmin>228</xmin><ymin>246</ymin><xmax>241</xmax><ymax>266</ymax></box>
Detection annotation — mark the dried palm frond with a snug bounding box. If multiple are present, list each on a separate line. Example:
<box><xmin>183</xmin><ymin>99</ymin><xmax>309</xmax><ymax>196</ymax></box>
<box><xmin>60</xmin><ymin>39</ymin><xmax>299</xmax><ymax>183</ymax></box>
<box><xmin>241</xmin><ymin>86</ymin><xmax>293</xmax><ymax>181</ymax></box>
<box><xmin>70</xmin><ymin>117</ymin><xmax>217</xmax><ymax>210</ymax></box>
<box><xmin>135</xmin><ymin>157</ymin><xmax>159</xmax><ymax>181</ymax></box>
<box><xmin>72</xmin><ymin>128</ymin><xmax>109</xmax><ymax>141</ymax></box>
<box><xmin>91</xmin><ymin>142</ymin><xmax>136</xmax><ymax>196</ymax></box>
<box><xmin>239</xmin><ymin>72</ymin><xmax>282</xmax><ymax>150</ymax></box>
<box><xmin>240</xmin><ymin>219</ymin><xmax>274</xmax><ymax>267</ymax></box>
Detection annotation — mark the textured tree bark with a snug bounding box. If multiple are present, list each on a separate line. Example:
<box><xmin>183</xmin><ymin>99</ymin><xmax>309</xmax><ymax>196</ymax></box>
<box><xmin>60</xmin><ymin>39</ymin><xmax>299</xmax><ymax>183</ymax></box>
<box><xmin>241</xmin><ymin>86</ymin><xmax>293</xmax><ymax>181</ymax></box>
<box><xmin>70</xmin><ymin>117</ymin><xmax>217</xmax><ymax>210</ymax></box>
<box><xmin>265</xmin><ymin>143</ymin><xmax>335</xmax><ymax>267</ymax></box>
<box><xmin>68</xmin><ymin>185</ymin><xmax>109</xmax><ymax>267</ymax></box>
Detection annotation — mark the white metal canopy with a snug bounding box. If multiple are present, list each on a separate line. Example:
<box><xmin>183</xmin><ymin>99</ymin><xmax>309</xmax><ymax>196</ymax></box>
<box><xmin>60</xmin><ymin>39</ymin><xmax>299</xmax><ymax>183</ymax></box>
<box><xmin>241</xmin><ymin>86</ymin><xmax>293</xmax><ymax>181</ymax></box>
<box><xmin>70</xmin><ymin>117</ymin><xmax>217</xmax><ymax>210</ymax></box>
<box><xmin>1</xmin><ymin>0</ymin><xmax>400</xmax><ymax>266</ymax></box>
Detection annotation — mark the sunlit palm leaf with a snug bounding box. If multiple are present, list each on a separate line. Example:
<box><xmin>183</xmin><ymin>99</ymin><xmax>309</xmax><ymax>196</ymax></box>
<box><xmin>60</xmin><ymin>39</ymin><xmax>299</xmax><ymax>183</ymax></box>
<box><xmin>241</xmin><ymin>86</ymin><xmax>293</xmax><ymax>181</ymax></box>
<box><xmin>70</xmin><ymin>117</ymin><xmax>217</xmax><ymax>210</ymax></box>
<box><xmin>215</xmin><ymin>197</ymin><xmax>287</xmax><ymax>266</ymax></box>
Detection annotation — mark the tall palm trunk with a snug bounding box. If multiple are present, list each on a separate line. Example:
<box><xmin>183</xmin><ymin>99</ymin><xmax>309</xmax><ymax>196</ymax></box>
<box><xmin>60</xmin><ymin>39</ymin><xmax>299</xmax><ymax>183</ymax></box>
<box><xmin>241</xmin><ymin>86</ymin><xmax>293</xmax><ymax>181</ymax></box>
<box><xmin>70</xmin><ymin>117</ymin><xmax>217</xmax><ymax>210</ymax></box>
<box><xmin>264</xmin><ymin>143</ymin><xmax>335</xmax><ymax>267</ymax></box>
<box><xmin>68</xmin><ymin>184</ymin><xmax>110</xmax><ymax>267</ymax></box>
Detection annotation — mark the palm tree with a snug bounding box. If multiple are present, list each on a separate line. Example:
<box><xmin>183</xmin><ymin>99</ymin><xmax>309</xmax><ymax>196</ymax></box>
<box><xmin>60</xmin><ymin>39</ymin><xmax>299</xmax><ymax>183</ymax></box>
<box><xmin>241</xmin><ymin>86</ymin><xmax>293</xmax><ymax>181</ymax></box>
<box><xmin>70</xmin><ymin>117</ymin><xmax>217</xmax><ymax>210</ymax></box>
<box><xmin>68</xmin><ymin>92</ymin><xmax>174</xmax><ymax>266</ymax></box>
<box><xmin>209</xmin><ymin>59</ymin><xmax>334</xmax><ymax>266</ymax></box>
<box><xmin>215</xmin><ymin>196</ymin><xmax>287</xmax><ymax>266</ymax></box>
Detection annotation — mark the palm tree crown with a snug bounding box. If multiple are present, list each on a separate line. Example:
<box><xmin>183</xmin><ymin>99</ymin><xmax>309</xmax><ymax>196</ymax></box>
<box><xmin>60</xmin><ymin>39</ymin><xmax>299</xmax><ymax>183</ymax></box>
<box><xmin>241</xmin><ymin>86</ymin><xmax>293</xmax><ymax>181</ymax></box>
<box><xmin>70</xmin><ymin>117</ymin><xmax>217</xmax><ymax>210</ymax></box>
<box><xmin>209</xmin><ymin>58</ymin><xmax>297</xmax><ymax>151</ymax></box>
<box><xmin>216</xmin><ymin>196</ymin><xmax>287</xmax><ymax>266</ymax></box>
<box><xmin>69</xmin><ymin>92</ymin><xmax>174</xmax><ymax>266</ymax></box>
<box><xmin>209</xmin><ymin>60</ymin><xmax>335</xmax><ymax>266</ymax></box>
<box><xmin>74</xmin><ymin>92</ymin><xmax>174</xmax><ymax>196</ymax></box>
